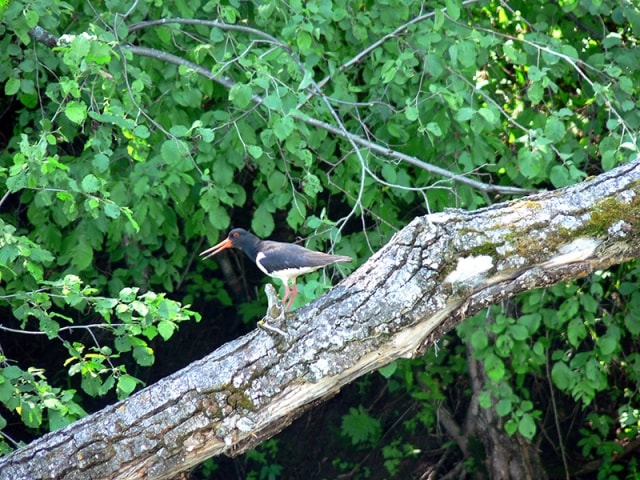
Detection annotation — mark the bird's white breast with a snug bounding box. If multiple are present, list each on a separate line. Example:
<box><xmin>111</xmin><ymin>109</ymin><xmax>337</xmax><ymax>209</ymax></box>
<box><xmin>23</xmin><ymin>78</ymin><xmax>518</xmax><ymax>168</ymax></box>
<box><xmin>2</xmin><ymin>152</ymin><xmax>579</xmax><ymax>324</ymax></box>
<box><xmin>255</xmin><ymin>252</ymin><xmax>322</xmax><ymax>282</ymax></box>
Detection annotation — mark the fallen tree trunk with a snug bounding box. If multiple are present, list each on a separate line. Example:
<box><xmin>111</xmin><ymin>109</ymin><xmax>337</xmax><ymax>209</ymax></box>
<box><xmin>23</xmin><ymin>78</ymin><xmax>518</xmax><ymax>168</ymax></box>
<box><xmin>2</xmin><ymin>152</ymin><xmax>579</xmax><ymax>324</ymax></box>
<box><xmin>1</xmin><ymin>157</ymin><xmax>639</xmax><ymax>480</ymax></box>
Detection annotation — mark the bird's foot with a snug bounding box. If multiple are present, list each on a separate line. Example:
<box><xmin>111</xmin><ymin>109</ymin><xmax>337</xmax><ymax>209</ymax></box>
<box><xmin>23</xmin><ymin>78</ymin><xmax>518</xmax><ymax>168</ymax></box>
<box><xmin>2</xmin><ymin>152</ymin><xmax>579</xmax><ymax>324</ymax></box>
<box><xmin>258</xmin><ymin>284</ymin><xmax>289</xmax><ymax>340</ymax></box>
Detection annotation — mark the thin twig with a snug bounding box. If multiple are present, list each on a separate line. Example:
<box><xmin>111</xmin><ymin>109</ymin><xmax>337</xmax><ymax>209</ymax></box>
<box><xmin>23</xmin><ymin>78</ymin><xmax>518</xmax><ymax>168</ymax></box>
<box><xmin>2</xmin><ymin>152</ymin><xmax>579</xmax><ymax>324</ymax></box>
<box><xmin>0</xmin><ymin>324</ymin><xmax>127</xmax><ymax>335</ymax></box>
<box><xmin>546</xmin><ymin>332</ymin><xmax>571</xmax><ymax>480</ymax></box>
<box><xmin>125</xmin><ymin>44</ymin><xmax>537</xmax><ymax>195</ymax></box>
<box><xmin>0</xmin><ymin>190</ymin><xmax>10</xmax><ymax>211</ymax></box>
<box><xmin>314</xmin><ymin>0</ymin><xmax>486</xmax><ymax>92</ymax></box>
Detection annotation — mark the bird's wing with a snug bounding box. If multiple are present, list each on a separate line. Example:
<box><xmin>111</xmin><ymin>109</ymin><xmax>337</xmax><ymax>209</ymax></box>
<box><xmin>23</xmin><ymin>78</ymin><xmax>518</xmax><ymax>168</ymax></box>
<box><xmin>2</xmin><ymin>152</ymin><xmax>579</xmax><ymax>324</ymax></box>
<box><xmin>259</xmin><ymin>242</ymin><xmax>349</xmax><ymax>272</ymax></box>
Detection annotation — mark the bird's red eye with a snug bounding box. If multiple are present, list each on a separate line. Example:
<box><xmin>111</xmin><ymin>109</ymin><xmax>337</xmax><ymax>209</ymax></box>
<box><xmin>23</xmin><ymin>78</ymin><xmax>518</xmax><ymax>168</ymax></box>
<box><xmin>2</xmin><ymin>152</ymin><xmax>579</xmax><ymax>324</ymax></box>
<box><xmin>232</xmin><ymin>232</ymin><xmax>239</xmax><ymax>238</ymax></box>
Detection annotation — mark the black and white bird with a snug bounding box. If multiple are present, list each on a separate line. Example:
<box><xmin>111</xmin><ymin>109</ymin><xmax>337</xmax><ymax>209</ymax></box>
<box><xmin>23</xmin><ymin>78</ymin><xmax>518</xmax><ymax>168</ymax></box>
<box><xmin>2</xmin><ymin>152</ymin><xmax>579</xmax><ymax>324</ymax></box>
<box><xmin>201</xmin><ymin>228</ymin><xmax>351</xmax><ymax>311</ymax></box>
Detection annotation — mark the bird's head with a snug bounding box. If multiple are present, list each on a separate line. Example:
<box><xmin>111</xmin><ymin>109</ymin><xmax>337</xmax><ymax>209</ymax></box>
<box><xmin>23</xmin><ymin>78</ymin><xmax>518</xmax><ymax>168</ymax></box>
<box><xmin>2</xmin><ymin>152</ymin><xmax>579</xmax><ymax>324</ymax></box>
<box><xmin>200</xmin><ymin>228</ymin><xmax>258</xmax><ymax>259</ymax></box>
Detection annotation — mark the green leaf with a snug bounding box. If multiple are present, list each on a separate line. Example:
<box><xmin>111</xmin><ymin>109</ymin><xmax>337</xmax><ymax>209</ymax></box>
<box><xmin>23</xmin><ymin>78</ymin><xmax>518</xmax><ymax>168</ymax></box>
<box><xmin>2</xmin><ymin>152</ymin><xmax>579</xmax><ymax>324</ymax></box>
<box><xmin>48</xmin><ymin>408</ymin><xmax>76</xmax><ymax>431</ymax></box>
<box><xmin>296</xmin><ymin>31</ymin><xmax>312</xmax><ymax>51</ymax></box>
<box><xmin>104</xmin><ymin>202</ymin><xmax>121</xmax><ymax>219</ymax></box>
<box><xmin>478</xmin><ymin>391</ymin><xmax>492</xmax><ymax>409</ymax></box>
<box><xmin>273</xmin><ymin>116</ymin><xmax>295</xmax><ymax>141</ymax></box>
<box><xmin>252</xmin><ymin>204</ymin><xmax>274</xmax><ymax>238</ymax></box>
<box><xmin>567</xmin><ymin>318</ymin><xmax>586</xmax><ymax>347</ymax></box>
<box><xmin>25</xmin><ymin>10</ymin><xmax>39</xmax><ymax>28</ymax></box>
<box><xmin>549</xmin><ymin>165</ymin><xmax>571</xmax><ymax>188</ymax></box>
<box><xmin>267</xmin><ymin>170</ymin><xmax>286</xmax><ymax>193</ymax></box>
<box><xmin>518</xmin><ymin>413</ymin><xmax>537</xmax><ymax>440</ymax></box>
<box><xmin>455</xmin><ymin>107</ymin><xmax>475</xmax><ymax>121</ymax></box>
<box><xmin>117</xmin><ymin>374</ymin><xmax>138</xmax><ymax>396</ymax></box>
<box><xmin>495</xmin><ymin>334</ymin><xmax>513</xmax><ymax>357</ymax></box>
<box><xmin>579</xmin><ymin>293</ymin><xmax>598</xmax><ymax>313</ymax></box>
<box><xmin>98</xmin><ymin>374</ymin><xmax>115</xmax><ymax>397</ymax></box>
<box><xmin>134</xmin><ymin>124</ymin><xmax>150</xmax><ymax>139</ymax></box>
<box><xmin>92</xmin><ymin>153</ymin><xmax>110</xmax><ymax>172</ymax></box>
<box><xmin>21</xmin><ymin>401</ymin><xmax>43</xmax><ymax>428</ymax></box>
<box><xmin>64</xmin><ymin>101</ymin><xmax>87</xmax><ymax>124</ymax></box>
<box><xmin>598</xmin><ymin>326</ymin><xmax>620</xmax><ymax>357</ymax></box>
<box><xmin>207</xmin><ymin>202</ymin><xmax>230</xmax><ymax>230</ymax></box>
<box><xmin>509</xmin><ymin>324</ymin><xmax>529</xmax><ymax>341</ymax></box>
<box><xmin>160</xmin><ymin>139</ymin><xmax>185</xmax><ymax>163</ymax></box>
<box><xmin>132</xmin><ymin>345</ymin><xmax>155</xmax><ymax>366</ymax></box>
<box><xmin>169</xmin><ymin>125</ymin><xmax>189</xmax><ymax>137</ymax></box>
<box><xmin>381</xmin><ymin>163</ymin><xmax>397</xmax><ymax>183</ymax></box>
<box><xmin>518</xmin><ymin>313</ymin><xmax>541</xmax><ymax>334</ymax></box>
<box><xmin>87</xmin><ymin>41</ymin><xmax>111</xmax><ymax>65</ymax></box>
<box><xmin>477</xmin><ymin>107</ymin><xmax>496</xmax><ymax>125</ymax></box>
<box><xmin>298</xmin><ymin>70</ymin><xmax>314</xmax><ymax>90</ymax></box>
<box><xmin>81</xmin><ymin>174</ymin><xmax>101</xmax><ymax>193</ymax></box>
<box><xmin>551</xmin><ymin>361</ymin><xmax>573</xmax><ymax>390</ymax></box>
<box><xmin>72</xmin><ymin>242</ymin><xmax>94</xmax><ymax>271</ymax></box>
<box><xmin>426</xmin><ymin>122</ymin><xmax>442</xmax><ymax>136</ymax></box>
<box><xmin>212</xmin><ymin>158</ymin><xmax>234</xmax><ymax>187</ymax></box>
<box><xmin>527</xmin><ymin>82</ymin><xmax>543</xmax><ymax>104</ymax></box>
<box><xmin>433</xmin><ymin>9</ymin><xmax>445</xmax><ymax>30</ymax></box>
<box><xmin>303</xmin><ymin>173</ymin><xmax>323</xmax><ymax>197</ymax></box>
<box><xmin>247</xmin><ymin>145</ymin><xmax>263</xmax><ymax>159</ymax></box>
<box><xmin>457</xmin><ymin>40</ymin><xmax>476</xmax><ymax>68</ymax></box>
<box><xmin>378</xmin><ymin>362</ymin><xmax>397</xmax><ymax>379</ymax></box>
<box><xmin>3</xmin><ymin>365</ymin><xmax>24</xmax><ymax>381</ymax></box>
<box><xmin>405</xmin><ymin>106</ymin><xmax>419</xmax><ymax>121</ymax></box>
<box><xmin>39</xmin><ymin>316</ymin><xmax>60</xmax><ymax>339</ymax></box>
<box><xmin>624</xmin><ymin>309</ymin><xmax>640</xmax><ymax>336</ymax></box>
<box><xmin>286</xmin><ymin>203</ymin><xmax>306</xmax><ymax>230</ymax></box>
<box><xmin>544</xmin><ymin>118</ymin><xmax>566</xmax><ymax>142</ymax></box>
<box><xmin>470</xmin><ymin>329</ymin><xmax>488</xmax><ymax>351</ymax></box>
<box><xmin>341</xmin><ymin>406</ymin><xmax>381</xmax><ymax>445</ymax></box>
<box><xmin>485</xmin><ymin>353</ymin><xmax>505</xmax><ymax>382</ymax></box>
<box><xmin>444</xmin><ymin>0</ymin><xmax>460</xmax><ymax>21</ymax></box>
<box><xmin>496</xmin><ymin>398</ymin><xmax>512</xmax><ymax>416</ymax></box>
<box><xmin>157</xmin><ymin>320</ymin><xmax>176</xmax><ymax>341</ymax></box>
<box><xmin>229</xmin><ymin>83</ymin><xmax>253</xmax><ymax>108</ymax></box>
<box><xmin>504</xmin><ymin>418</ymin><xmax>518</xmax><ymax>436</ymax></box>
<box><xmin>503</xmin><ymin>42</ymin><xmax>525</xmax><ymax>65</ymax></box>
<box><xmin>119</xmin><ymin>287</ymin><xmax>138</xmax><ymax>302</ymax></box>
<box><xmin>263</xmin><ymin>94</ymin><xmax>282</xmax><ymax>110</ymax></box>
<box><xmin>5</xmin><ymin>77</ymin><xmax>20</xmax><ymax>95</ymax></box>
<box><xmin>518</xmin><ymin>149</ymin><xmax>541</xmax><ymax>179</ymax></box>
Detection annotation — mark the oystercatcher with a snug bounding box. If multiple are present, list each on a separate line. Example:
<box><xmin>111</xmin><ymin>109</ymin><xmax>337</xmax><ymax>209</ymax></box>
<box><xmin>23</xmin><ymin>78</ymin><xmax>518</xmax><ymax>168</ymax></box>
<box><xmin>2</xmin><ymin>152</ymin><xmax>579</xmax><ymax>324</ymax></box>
<box><xmin>201</xmin><ymin>228</ymin><xmax>351</xmax><ymax>311</ymax></box>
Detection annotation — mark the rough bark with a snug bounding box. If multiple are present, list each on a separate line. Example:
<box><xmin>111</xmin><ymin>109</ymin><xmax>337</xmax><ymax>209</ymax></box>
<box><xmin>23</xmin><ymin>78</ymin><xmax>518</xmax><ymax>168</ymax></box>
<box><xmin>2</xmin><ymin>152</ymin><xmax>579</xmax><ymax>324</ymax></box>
<box><xmin>1</xmin><ymin>158</ymin><xmax>639</xmax><ymax>479</ymax></box>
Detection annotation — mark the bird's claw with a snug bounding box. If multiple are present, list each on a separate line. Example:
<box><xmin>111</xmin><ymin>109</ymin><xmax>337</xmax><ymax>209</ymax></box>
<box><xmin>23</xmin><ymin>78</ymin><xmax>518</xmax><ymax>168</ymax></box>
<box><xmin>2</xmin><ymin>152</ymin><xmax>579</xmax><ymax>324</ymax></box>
<box><xmin>258</xmin><ymin>284</ymin><xmax>289</xmax><ymax>340</ymax></box>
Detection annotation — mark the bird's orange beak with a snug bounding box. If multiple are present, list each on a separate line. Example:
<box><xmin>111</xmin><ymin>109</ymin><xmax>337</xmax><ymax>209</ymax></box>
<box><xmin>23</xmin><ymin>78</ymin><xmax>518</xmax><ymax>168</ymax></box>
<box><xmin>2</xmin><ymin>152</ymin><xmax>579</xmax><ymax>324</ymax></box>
<box><xmin>200</xmin><ymin>238</ymin><xmax>233</xmax><ymax>260</ymax></box>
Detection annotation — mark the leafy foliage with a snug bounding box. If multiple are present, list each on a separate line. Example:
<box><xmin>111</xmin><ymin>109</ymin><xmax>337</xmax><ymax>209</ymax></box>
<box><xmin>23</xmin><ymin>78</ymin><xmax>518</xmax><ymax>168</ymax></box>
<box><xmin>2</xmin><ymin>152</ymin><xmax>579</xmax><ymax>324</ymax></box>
<box><xmin>0</xmin><ymin>0</ymin><xmax>639</xmax><ymax>477</ymax></box>
<box><xmin>341</xmin><ymin>405</ymin><xmax>382</xmax><ymax>447</ymax></box>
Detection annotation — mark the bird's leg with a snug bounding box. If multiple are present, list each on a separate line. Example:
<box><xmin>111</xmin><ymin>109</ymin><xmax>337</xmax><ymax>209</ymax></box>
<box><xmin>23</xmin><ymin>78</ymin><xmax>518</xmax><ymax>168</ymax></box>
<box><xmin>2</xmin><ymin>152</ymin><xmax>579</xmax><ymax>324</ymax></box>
<box><xmin>281</xmin><ymin>282</ymin><xmax>291</xmax><ymax>310</ymax></box>
<box><xmin>285</xmin><ymin>282</ymin><xmax>298</xmax><ymax>312</ymax></box>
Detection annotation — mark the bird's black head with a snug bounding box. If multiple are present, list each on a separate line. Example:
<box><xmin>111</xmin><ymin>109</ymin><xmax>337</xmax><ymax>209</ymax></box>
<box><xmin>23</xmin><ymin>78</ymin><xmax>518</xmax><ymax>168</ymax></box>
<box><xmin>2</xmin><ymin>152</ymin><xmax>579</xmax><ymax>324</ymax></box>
<box><xmin>200</xmin><ymin>228</ymin><xmax>261</xmax><ymax>260</ymax></box>
<box><xmin>226</xmin><ymin>228</ymin><xmax>256</xmax><ymax>246</ymax></box>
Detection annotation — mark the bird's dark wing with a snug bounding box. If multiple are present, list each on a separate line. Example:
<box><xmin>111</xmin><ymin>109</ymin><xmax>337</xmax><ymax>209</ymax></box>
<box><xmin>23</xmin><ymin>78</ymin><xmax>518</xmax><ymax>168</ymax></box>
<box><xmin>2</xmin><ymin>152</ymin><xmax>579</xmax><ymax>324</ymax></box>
<box><xmin>259</xmin><ymin>241</ymin><xmax>350</xmax><ymax>273</ymax></box>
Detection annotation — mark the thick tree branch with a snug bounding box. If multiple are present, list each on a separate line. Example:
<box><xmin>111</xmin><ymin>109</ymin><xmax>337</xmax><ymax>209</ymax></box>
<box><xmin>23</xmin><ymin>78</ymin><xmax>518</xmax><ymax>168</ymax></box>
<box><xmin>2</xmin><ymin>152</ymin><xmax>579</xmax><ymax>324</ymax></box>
<box><xmin>1</xmin><ymin>157</ymin><xmax>639</xmax><ymax>479</ymax></box>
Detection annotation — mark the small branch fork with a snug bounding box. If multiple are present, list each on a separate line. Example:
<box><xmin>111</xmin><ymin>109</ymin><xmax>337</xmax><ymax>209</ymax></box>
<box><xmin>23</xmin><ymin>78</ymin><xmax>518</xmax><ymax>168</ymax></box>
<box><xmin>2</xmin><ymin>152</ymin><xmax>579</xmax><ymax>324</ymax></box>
<box><xmin>257</xmin><ymin>284</ymin><xmax>289</xmax><ymax>340</ymax></box>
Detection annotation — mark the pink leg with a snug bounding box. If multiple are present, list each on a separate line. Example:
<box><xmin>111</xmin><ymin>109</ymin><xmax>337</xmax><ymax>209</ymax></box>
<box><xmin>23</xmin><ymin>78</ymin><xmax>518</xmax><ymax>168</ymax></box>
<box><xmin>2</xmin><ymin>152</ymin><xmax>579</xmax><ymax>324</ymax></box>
<box><xmin>281</xmin><ymin>283</ymin><xmax>291</xmax><ymax>308</ymax></box>
<box><xmin>285</xmin><ymin>282</ymin><xmax>298</xmax><ymax>312</ymax></box>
